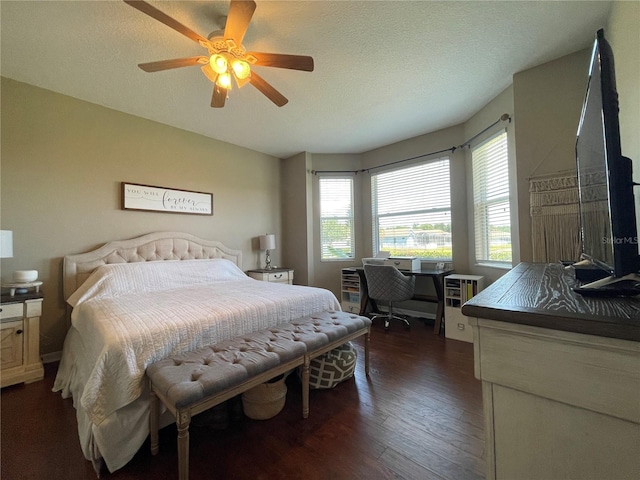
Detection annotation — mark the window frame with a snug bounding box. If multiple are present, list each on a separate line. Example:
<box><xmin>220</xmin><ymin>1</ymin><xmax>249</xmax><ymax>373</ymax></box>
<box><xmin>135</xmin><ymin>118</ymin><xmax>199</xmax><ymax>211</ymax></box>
<box><xmin>370</xmin><ymin>157</ymin><xmax>452</xmax><ymax>261</ymax></box>
<box><xmin>471</xmin><ymin>129</ymin><xmax>512</xmax><ymax>267</ymax></box>
<box><xmin>318</xmin><ymin>175</ymin><xmax>356</xmax><ymax>262</ymax></box>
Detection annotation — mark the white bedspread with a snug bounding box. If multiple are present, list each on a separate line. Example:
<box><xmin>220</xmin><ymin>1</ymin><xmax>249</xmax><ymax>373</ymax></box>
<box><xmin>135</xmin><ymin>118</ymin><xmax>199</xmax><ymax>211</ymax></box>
<box><xmin>53</xmin><ymin>259</ymin><xmax>340</xmax><ymax>472</ymax></box>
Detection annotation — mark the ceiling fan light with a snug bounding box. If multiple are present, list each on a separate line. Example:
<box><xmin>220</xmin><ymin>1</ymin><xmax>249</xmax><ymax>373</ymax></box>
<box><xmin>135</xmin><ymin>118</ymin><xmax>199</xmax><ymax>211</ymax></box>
<box><xmin>216</xmin><ymin>72</ymin><xmax>232</xmax><ymax>89</ymax></box>
<box><xmin>232</xmin><ymin>60</ymin><xmax>251</xmax><ymax>79</ymax></box>
<box><xmin>210</xmin><ymin>54</ymin><xmax>228</xmax><ymax>74</ymax></box>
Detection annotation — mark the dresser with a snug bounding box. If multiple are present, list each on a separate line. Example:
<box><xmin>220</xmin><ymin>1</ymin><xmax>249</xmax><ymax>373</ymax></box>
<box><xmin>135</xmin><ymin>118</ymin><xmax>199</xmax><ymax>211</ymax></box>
<box><xmin>462</xmin><ymin>263</ymin><xmax>640</xmax><ymax>480</ymax></box>
<box><xmin>1</xmin><ymin>292</ymin><xmax>45</xmax><ymax>387</ymax></box>
<box><xmin>246</xmin><ymin>268</ymin><xmax>294</xmax><ymax>285</ymax></box>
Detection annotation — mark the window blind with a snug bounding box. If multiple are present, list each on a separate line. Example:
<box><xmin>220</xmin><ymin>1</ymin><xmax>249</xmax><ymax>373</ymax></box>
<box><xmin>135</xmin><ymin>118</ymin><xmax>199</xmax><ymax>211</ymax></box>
<box><xmin>371</xmin><ymin>157</ymin><xmax>452</xmax><ymax>260</ymax></box>
<box><xmin>319</xmin><ymin>177</ymin><xmax>355</xmax><ymax>260</ymax></box>
<box><xmin>472</xmin><ymin>130</ymin><xmax>512</xmax><ymax>264</ymax></box>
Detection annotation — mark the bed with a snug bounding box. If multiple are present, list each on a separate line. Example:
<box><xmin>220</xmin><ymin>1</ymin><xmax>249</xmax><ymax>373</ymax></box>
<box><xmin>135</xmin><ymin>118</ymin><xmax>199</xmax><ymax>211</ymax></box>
<box><xmin>53</xmin><ymin>232</ymin><xmax>341</xmax><ymax>474</ymax></box>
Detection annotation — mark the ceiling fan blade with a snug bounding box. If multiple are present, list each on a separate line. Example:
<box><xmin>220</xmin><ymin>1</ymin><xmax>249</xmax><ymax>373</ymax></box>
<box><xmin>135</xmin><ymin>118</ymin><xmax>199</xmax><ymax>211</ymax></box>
<box><xmin>249</xmin><ymin>71</ymin><xmax>288</xmax><ymax>107</ymax></box>
<box><xmin>124</xmin><ymin>1</ymin><xmax>209</xmax><ymax>45</ymax></box>
<box><xmin>224</xmin><ymin>0</ymin><xmax>256</xmax><ymax>45</ymax></box>
<box><xmin>211</xmin><ymin>85</ymin><xmax>227</xmax><ymax>108</ymax></box>
<box><xmin>248</xmin><ymin>53</ymin><xmax>314</xmax><ymax>72</ymax></box>
<box><xmin>138</xmin><ymin>56</ymin><xmax>208</xmax><ymax>72</ymax></box>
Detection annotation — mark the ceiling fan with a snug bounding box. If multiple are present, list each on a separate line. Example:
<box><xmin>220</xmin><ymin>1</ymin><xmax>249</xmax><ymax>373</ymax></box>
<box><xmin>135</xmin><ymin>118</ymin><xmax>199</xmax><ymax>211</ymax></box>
<box><xmin>123</xmin><ymin>0</ymin><xmax>314</xmax><ymax>107</ymax></box>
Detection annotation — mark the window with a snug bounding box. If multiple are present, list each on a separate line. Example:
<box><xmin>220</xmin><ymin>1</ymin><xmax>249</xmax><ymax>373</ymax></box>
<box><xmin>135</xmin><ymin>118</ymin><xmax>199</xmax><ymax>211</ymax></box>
<box><xmin>472</xmin><ymin>130</ymin><xmax>512</xmax><ymax>265</ymax></box>
<box><xmin>319</xmin><ymin>177</ymin><xmax>355</xmax><ymax>260</ymax></box>
<box><xmin>371</xmin><ymin>158</ymin><xmax>451</xmax><ymax>260</ymax></box>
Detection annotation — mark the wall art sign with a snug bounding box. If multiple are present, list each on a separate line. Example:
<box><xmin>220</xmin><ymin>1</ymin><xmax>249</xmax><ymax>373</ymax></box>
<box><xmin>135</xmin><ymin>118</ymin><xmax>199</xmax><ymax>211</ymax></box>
<box><xmin>122</xmin><ymin>182</ymin><xmax>213</xmax><ymax>215</ymax></box>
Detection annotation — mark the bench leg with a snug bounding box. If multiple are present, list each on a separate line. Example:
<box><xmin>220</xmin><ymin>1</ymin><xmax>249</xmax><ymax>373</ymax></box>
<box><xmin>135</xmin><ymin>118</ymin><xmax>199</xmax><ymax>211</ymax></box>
<box><xmin>149</xmin><ymin>383</ymin><xmax>160</xmax><ymax>456</ymax></box>
<box><xmin>365</xmin><ymin>328</ymin><xmax>371</xmax><ymax>376</ymax></box>
<box><xmin>302</xmin><ymin>355</ymin><xmax>310</xmax><ymax>419</ymax></box>
<box><xmin>176</xmin><ymin>409</ymin><xmax>191</xmax><ymax>480</ymax></box>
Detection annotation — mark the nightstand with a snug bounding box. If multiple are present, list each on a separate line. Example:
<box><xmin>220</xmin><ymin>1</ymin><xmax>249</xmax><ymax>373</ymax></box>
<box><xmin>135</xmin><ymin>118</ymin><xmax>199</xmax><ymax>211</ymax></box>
<box><xmin>1</xmin><ymin>292</ymin><xmax>44</xmax><ymax>387</ymax></box>
<box><xmin>246</xmin><ymin>268</ymin><xmax>294</xmax><ymax>285</ymax></box>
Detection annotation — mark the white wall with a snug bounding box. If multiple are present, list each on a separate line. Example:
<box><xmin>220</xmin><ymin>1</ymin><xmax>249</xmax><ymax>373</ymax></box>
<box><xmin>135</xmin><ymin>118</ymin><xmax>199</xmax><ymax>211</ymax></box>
<box><xmin>281</xmin><ymin>152</ymin><xmax>314</xmax><ymax>285</ymax></box>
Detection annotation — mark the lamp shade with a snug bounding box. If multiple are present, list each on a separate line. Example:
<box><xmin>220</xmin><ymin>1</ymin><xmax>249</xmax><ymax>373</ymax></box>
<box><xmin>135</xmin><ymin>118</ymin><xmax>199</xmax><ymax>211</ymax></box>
<box><xmin>0</xmin><ymin>230</ymin><xmax>13</xmax><ymax>258</ymax></box>
<box><xmin>259</xmin><ymin>234</ymin><xmax>276</xmax><ymax>251</ymax></box>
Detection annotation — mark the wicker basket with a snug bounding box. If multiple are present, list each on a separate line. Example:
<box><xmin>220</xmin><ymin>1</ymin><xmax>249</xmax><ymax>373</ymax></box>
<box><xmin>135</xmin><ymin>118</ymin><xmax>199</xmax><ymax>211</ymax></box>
<box><xmin>241</xmin><ymin>374</ymin><xmax>288</xmax><ymax>420</ymax></box>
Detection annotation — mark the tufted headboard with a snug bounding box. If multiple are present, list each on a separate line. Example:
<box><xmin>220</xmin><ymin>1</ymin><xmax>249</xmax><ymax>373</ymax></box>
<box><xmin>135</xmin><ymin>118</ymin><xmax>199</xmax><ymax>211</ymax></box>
<box><xmin>63</xmin><ymin>232</ymin><xmax>243</xmax><ymax>301</ymax></box>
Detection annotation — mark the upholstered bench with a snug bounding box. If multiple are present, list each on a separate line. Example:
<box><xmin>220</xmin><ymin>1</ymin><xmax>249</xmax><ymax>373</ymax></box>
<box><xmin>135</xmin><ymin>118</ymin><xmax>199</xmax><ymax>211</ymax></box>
<box><xmin>146</xmin><ymin>310</ymin><xmax>371</xmax><ymax>480</ymax></box>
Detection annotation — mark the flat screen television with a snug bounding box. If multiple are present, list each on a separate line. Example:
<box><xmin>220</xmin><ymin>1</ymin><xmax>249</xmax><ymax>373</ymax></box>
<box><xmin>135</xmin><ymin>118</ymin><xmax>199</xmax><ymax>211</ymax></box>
<box><xmin>574</xmin><ymin>29</ymin><xmax>639</xmax><ymax>296</ymax></box>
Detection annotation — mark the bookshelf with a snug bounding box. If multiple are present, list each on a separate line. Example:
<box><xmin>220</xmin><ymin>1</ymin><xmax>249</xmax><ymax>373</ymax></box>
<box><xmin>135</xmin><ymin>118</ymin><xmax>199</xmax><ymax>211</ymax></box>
<box><xmin>444</xmin><ymin>274</ymin><xmax>485</xmax><ymax>342</ymax></box>
<box><xmin>340</xmin><ymin>268</ymin><xmax>363</xmax><ymax>314</ymax></box>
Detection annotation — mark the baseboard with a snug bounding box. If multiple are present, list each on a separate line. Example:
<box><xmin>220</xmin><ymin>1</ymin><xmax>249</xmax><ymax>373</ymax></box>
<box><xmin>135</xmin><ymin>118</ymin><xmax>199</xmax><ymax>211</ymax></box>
<box><xmin>41</xmin><ymin>351</ymin><xmax>62</xmax><ymax>364</ymax></box>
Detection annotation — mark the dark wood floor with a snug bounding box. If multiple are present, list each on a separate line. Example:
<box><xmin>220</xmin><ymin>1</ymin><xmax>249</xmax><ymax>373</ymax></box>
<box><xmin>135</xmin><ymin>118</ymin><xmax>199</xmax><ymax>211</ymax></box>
<box><xmin>1</xmin><ymin>318</ymin><xmax>484</xmax><ymax>480</ymax></box>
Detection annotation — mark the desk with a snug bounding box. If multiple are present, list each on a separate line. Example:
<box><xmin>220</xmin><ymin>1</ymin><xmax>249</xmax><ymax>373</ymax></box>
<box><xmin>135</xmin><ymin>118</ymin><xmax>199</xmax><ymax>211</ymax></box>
<box><xmin>462</xmin><ymin>263</ymin><xmax>640</xmax><ymax>479</ymax></box>
<box><xmin>355</xmin><ymin>267</ymin><xmax>453</xmax><ymax>334</ymax></box>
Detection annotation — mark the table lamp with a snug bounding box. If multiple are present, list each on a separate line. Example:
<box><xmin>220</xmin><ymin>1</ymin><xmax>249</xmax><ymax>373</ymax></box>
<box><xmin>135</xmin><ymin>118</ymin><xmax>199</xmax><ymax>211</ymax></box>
<box><xmin>259</xmin><ymin>234</ymin><xmax>276</xmax><ymax>270</ymax></box>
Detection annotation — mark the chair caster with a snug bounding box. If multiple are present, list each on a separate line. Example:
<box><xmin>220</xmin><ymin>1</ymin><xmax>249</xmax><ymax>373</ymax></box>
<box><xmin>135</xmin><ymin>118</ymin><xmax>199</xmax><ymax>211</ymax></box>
<box><xmin>384</xmin><ymin>320</ymin><xmax>390</xmax><ymax>331</ymax></box>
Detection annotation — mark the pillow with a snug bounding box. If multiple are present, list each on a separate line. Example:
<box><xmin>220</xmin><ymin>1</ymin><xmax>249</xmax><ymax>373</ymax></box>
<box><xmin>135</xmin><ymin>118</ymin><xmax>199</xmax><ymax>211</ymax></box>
<box><xmin>68</xmin><ymin>258</ymin><xmax>247</xmax><ymax>307</ymax></box>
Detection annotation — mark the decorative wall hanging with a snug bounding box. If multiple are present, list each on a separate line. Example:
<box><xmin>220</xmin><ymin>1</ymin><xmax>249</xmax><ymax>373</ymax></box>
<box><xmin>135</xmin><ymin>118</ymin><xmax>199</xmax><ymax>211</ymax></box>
<box><xmin>122</xmin><ymin>182</ymin><xmax>213</xmax><ymax>215</ymax></box>
<box><xmin>529</xmin><ymin>171</ymin><xmax>580</xmax><ymax>263</ymax></box>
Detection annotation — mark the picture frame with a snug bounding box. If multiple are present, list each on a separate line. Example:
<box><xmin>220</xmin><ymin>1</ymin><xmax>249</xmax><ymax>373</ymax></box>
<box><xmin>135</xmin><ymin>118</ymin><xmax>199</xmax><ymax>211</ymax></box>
<box><xmin>121</xmin><ymin>182</ymin><xmax>213</xmax><ymax>216</ymax></box>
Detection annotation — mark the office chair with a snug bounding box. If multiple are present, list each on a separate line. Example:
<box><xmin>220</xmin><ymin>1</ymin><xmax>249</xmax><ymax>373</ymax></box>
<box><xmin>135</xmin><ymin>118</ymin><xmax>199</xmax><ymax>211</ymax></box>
<box><xmin>364</xmin><ymin>264</ymin><xmax>416</xmax><ymax>331</ymax></box>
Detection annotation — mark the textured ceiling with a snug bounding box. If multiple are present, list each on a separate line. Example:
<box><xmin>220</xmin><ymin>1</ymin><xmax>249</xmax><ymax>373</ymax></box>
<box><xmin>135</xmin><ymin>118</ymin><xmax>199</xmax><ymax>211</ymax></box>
<box><xmin>1</xmin><ymin>1</ymin><xmax>611</xmax><ymax>158</ymax></box>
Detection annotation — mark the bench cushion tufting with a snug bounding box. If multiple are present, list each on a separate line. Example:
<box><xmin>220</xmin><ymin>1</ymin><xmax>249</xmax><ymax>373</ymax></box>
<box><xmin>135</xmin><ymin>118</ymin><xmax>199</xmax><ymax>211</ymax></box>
<box><xmin>147</xmin><ymin>311</ymin><xmax>371</xmax><ymax>409</ymax></box>
<box><xmin>147</xmin><ymin>334</ymin><xmax>306</xmax><ymax>409</ymax></box>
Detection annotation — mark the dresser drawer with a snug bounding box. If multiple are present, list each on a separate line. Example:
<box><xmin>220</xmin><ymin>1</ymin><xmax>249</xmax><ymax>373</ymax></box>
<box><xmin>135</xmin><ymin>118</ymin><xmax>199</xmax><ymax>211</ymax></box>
<box><xmin>473</xmin><ymin>319</ymin><xmax>640</xmax><ymax>422</ymax></box>
<box><xmin>0</xmin><ymin>303</ymin><xmax>23</xmax><ymax>320</ymax></box>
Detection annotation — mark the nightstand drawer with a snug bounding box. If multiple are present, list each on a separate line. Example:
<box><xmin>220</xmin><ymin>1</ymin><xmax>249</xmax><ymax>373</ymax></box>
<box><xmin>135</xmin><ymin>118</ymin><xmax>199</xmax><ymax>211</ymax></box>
<box><xmin>0</xmin><ymin>303</ymin><xmax>23</xmax><ymax>320</ymax></box>
<box><xmin>247</xmin><ymin>268</ymin><xmax>294</xmax><ymax>284</ymax></box>
<box><xmin>267</xmin><ymin>271</ymin><xmax>291</xmax><ymax>283</ymax></box>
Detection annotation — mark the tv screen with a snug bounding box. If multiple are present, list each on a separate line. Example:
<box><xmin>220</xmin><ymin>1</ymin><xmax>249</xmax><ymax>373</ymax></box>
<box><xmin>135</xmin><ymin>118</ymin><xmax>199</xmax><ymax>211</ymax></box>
<box><xmin>575</xmin><ymin>29</ymin><xmax>639</xmax><ymax>284</ymax></box>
